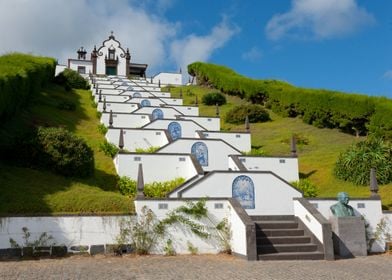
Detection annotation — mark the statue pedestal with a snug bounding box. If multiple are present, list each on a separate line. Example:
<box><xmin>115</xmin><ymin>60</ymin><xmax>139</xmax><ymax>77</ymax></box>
<box><xmin>330</xmin><ymin>216</ymin><xmax>367</xmax><ymax>258</ymax></box>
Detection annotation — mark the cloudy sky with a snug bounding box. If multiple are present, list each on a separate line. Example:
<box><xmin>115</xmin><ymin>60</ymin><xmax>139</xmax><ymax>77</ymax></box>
<box><xmin>0</xmin><ymin>0</ymin><xmax>391</xmax><ymax>97</ymax></box>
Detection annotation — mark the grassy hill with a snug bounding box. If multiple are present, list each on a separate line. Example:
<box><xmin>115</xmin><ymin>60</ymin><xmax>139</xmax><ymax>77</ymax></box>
<box><xmin>169</xmin><ymin>85</ymin><xmax>392</xmax><ymax>209</ymax></box>
<box><xmin>1</xmin><ymin>79</ymin><xmax>391</xmax><ymax>215</ymax></box>
<box><xmin>0</xmin><ymin>83</ymin><xmax>133</xmax><ymax>215</ymax></box>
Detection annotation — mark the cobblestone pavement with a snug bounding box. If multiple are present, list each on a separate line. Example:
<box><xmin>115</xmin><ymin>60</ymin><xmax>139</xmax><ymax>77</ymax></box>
<box><xmin>1</xmin><ymin>254</ymin><xmax>392</xmax><ymax>280</ymax></box>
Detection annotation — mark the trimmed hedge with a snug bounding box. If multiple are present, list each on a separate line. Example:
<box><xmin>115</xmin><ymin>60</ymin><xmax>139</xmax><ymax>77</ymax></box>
<box><xmin>188</xmin><ymin>62</ymin><xmax>392</xmax><ymax>139</ymax></box>
<box><xmin>54</xmin><ymin>68</ymin><xmax>89</xmax><ymax>90</ymax></box>
<box><xmin>0</xmin><ymin>53</ymin><xmax>56</xmax><ymax>121</ymax></box>
<box><xmin>225</xmin><ymin>104</ymin><xmax>270</xmax><ymax>124</ymax></box>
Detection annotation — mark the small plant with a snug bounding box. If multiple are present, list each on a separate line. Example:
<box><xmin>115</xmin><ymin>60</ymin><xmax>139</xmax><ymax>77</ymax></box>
<box><xmin>215</xmin><ymin>218</ymin><xmax>232</xmax><ymax>254</ymax></box>
<box><xmin>97</xmin><ymin>124</ymin><xmax>108</xmax><ymax>135</ymax></box>
<box><xmin>9</xmin><ymin>227</ymin><xmax>55</xmax><ymax>248</ymax></box>
<box><xmin>118</xmin><ymin>176</ymin><xmax>137</xmax><ymax>197</ymax></box>
<box><xmin>117</xmin><ymin>206</ymin><xmax>165</xmax><ymax>255</ymax></box>
<box><xmin>96</xmin><ymin>111</ymin><xmax>102</xmax><ymax>118</ymax></box>
<box><xmin>243</xmin><ymin>147</ymin><xmax>265</xmax><ymax>156</ymax></box>
<box><xmin>99</xmin><ymin>140</ymin><xmax>119</xmax><ymax>157</ymax></box>
<box><xmin>164</xmin><ymin>239</ymin><xmax>176</xmax><ymax>256</ymax></box>
<box><xmin>187</xmin><ymin>241</ymin><xmax>198</xmax><ymax>255</ymax></box>
<box><xmin>54</xmin><ymin>68</ymin><xmax>89</xmax><ymax>89</ymax></box>
<box><xmin>135</xmin><ymin>146</ymin><xmax>160</xmax><ymax>153</ymax></box>
<box><xmin>292</xmin><ymin>179</ymin><xmax>318</xmax><ymax>197</ymax></box>
<box><xmin>202</xmin><ymin>92</ymin><xmax>227</xmax><ymax>106</ymax></box>
<box><xmin>281</xmin><ymin>133</ymin><xmax>310</xmax><ymax>146</ymax></box>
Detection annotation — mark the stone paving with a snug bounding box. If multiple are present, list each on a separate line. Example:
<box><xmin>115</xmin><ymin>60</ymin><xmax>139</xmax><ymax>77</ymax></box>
<box><xmin>1</xmin><ymin>254</ymin><xmax>392</xmax><ymax>280</ymax></box>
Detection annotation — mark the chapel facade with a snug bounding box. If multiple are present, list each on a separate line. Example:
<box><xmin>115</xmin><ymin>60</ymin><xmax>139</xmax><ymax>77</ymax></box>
<box><xmin>68</xmin><ymin>32</ymin><xmax>147</xmax><ymax>77</ymax></box>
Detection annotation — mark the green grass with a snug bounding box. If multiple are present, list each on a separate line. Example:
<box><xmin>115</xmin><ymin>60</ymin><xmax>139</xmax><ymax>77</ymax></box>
<box><xmin>0</xmin><ymin>84</ymin><xmax>133</xmax><ymax>215</ymax></box>
<box><xmin>168</xmin><ymin>85</ymin><xmax>392</xmax><ymax>209</ymax></box>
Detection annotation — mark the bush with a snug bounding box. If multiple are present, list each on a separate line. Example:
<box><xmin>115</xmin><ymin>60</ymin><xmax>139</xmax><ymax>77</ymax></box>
<box><xmin>118</xmin><ymin>177</ymin><xmax>185</xmax><ymax>198</ymax></box>
<box><xmin>97</xmin><ymin>124</ymin><xmax>108</xmax><ymax>135</ymax></box>
<box><xmin>135</xmin><ymin>146</ymin><xmax>160</xmax><ymax>153</ymax></box>
<box><xmin>54</xmin><ymin>68</ymin><xmax>89</xmax><ymax>90</ymax></box>
<box><xmin>118</xmin><ymin>176</ymin><xmax>137</xmax><ymax>197</ymax></box>
<box><xmin>334</xmin><ymin>138</ymin><xmax>392</xmax><ymax>185</ymax></box>
<box><xmin>225</xmin><ymin>104</ymin><xmax>270</xmax><ymax>124</ymax></box>
<box><xmin>36</xmin><ymin>127</ymin><xmax>94</xmax><ymax>177</ymax></box>
<box><xmin>144</xmin><ymin>178</ymin><xmax>185</xmax><ymax>198</ymax></box>
<box><xmin>99</xmin><ymin>140</ymin><xmax>119</xmax><ymax>158</ymax></box>
<box><xmin>202</xmin><ymin>92</ymin><xmax>227</xmax><ymax>106</ymax></box>
<box><xmin>292</xmin><ymin>179</ymin><xmax>318</xmax><ymax>197</ymax></box>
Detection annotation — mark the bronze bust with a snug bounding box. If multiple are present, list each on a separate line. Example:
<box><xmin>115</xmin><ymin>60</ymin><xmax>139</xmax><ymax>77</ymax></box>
<box><xmin>330</xmin><ymin>192</ymin><xmax>355</xmax><ymax>217</ymax></box>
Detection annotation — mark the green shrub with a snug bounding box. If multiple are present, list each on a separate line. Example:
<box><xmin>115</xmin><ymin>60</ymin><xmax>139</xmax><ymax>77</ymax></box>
<box><xmin>334</xmin><ymin>138</ymin><xmax>392</xmax><ymax>185</ymax></box>
<box><xmin>225</xmin><ymin>104</ymin><xmax>270</xmax><ymax>124</ymax></box>
<box><xmin>54</xmin><ymin>68</ymin><xmax>89</xmax><ymax>89</ymax></box>
<box><xmin>97</xmin><ymin>124</ymin><xmax>108</xmax><ymax>135</ymax></box>
<box><xmin>292</xmin><ymin>179</ymin><xmax>318</xmax><ymax>197</ymax></box>
<box><xmin>135</xmin><ymin>146</ymin><xmax>160</xmax><ymax>153</ymax></box>
<box><xmin>144</xmin><ymin>177</ymin><xmax>186</xmax><ymax>198</ymax></box>
<box><xmin>202</xmin><ymin>92</ymin><xmax>227</xmax><ymax>106</ymax></box>
<box><xmin>36</xmin><ymin>127</ymin><xmax>94</xmax><ymax>177</ymax></box>
<box><xmin>99</xmin><ymin>140</ymin><xmax>119</xmax><ymax>157</ymax></box>
<box><xmin>118</xmin><ymin>176</ymin><xmax>137</xmax><ymax>197</ymax></box>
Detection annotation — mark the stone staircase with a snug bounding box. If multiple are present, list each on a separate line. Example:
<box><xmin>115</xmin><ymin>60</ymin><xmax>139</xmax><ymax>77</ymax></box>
<box><xmin>252</xmin><ymin>215</ymin><xmax>325</xmax><ymax>260</ymax></box>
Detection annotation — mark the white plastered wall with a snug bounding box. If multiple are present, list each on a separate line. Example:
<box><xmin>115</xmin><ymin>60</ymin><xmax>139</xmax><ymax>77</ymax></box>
<box><xmin>114</xmin><ymin>153</ymin><xmax>199</xmax><ymax>183</ymax></box>
<box><xmin>179</xmin><ymin>116</ymin><xmax>220</xmax><ymax>131</ymax></box>
<box><xmin>238</xmin><ymin>156</ymin><xmax>299</xmax><ymax>182</ymax></box>
<box><xmin>69</xmin><ymin>60</ymin><xmax>93</xmax><ymax>74</ymax></box>
<box><xmin>200</xmin><ymin>132</ymin><xmax>251</xmax><ymax>152</ymax></box>
<box><xmin>96</xmin><ymin>38</ymin><xmax>127</xmax><ymax>76</ymax></box>
<box><xmin>179</xmin><ymin>172</ymin><xmax>302</xmax><ymax>216</ymax></box>
<box><xmin>166</xmin><ymin>105</ymin><xmax>199</xmax><ymax>116</ymax></box>
<box><xmin>152</xmin><ymin>72</ymin><xmax>182</xmax><ymax>86</ymax></box>
<box><xmin>157</xmin><ymin>139</ymin><xmax>241</xmax><ymax>172</ymax></box>
<box><xmin>100</xmin><ymin>113</ymin><xmax>150</xmax><ymax>128</ymax></box>
<box><xmin>0</xmin><ymin>216</ymin><xmax>132</xmax><ymax>250</ymax></box>
<box><xmin>133</xmin><ymin>107</ymin><xmax>183</xmax><ymax>118</ymax></box>
<box><xmin>97</xmin><ymin>102</ymin><xmax>139</xmax><ymax>113</ymax></box>
<box><xmin>106</xmin><ymin>128</ymin><xmax>169</xmax><ymax>151</ymax></box>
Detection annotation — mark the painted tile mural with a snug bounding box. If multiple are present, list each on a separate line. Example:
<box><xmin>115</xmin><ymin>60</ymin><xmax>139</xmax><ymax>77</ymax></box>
<box><xmin>152</xmin><ymin>108</ymin><xmax>164</xmax><ymax>120</ymax></box>
<box><xmin>191</xmin><ymin>142</ymin><xmax>208</xmax><ymax>166</ymax></box>
<box><xmin>168</xmin><ymin>121</ymin><xmax>182</xmax><ymax>140</ymax></box>
<box><xmin>232</xmin><ymin>175</ymin><xmax>255</xmax><ymax>209</ymax></box>
<box><xmin>141</xmin><ymin>99</ymin><xmax>151</xmax><ymax>107</ymax></box>
<box><xmin>133</xmin><ymin>92</ymin><xmax>141</xmax><ymax>98</ymax></box>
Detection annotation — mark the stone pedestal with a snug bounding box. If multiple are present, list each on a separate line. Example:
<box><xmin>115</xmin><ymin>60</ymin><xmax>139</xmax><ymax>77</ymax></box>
<box><xmin>330</xmin><ymin>216</ymin><xmax>367</xmax><ymax>258</ymax></box>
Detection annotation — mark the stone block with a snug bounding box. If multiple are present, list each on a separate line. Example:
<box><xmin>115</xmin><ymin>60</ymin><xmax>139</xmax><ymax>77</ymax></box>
<box><xmin>330</xmin><ymin>216</ymin><xmax>367</xmax><ymax>258</ymax></box>
<box><xmin>0</xmin><ymin>248</ymin><xmax>22</xmax><ymax>259</ymax></box>
<box><xmin>90</xmin><ymin>245</ymin><xmax>105</xmax><ymax>255</ymax></box>
<box><xmin>52</xmin><ymin>246</ymin><xmax>68</xmax><ymax>257</ymax></box>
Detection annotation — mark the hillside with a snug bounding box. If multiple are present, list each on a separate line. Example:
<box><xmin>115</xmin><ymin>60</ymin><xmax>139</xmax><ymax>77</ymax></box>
<box><xmin>168</xmin><ymin>85</ymin><xmax>392</xmax><ymax>209</ymax></box>
<box><xmin>0</xmin><ymin>83</ymin><xmax>133</xmax><ymax>215</ymax></box>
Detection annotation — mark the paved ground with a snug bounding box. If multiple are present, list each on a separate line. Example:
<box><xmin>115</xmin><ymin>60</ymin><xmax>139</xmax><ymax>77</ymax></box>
<box><xmin>0</xmin><ymin>254</ymin><xmax>392</xmax><ymax>280</ymax></box>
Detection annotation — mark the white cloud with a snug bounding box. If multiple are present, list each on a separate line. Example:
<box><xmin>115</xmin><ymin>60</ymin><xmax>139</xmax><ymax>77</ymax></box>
<box><xmin>265</xmin><ymin>0</ymin><xmax>375</xmax><ymax>40</ymax></box>
<box><xmin>170</xmin><ymin>18</ymin><xmax>240</xmax><ymax>75</ymax></box>
<box><xmin>0</xmin><ymin>0</ymin><xmax>177</xmax><ymax>73</ymax></box>
<box><xmin>242</xmin><ymin>47</ymin><xmax>262</xmax><ymax>62</ymax></box>
<box><xmin>383</xmin><ymin>70</ymin><xmax>392</xmax><ymax>80</ymax></box>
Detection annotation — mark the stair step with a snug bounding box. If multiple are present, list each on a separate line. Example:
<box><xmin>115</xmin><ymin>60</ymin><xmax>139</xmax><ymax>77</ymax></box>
<box><xmin>258</xmin><ymin>252</ymin><xmax>324</xmax><ymax>261</ymax></box>
<box><xmin>251</xmin><ymin>215</ymin><xmax>295</xmax><ymax>222</ymax></box>
<box><xmin>257</xmin><ymin>229</ymin><xmax>305</xmax><ymax>237</ymax></box>
<box><xmin>258</xmin><ymin>243</ymin><xmax>318</xmax><ymax>254</ymax></box>
<box><xmin>258</xmin><ymin>236</ymin><xmax>311</xmax><ymax>245</ymax></box>
<box><xmin>255</xmin><ymin>221</ymin><xmax>299</xmax><ymax>229</ymax></box>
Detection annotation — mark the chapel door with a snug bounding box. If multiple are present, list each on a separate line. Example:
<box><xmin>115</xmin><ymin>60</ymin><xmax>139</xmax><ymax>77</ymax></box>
<box><xmin>106</xmin><ymin>66</ymin><xmax>117</xmax><ymax>75</ymax></box>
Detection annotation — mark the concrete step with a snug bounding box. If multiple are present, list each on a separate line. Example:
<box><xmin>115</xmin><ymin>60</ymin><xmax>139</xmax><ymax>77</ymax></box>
<box><xmin>257</xmin><ymin>236</ymin><xmax>311</xmax><ymax>245</ymax></box>
<box><xmin>251</xmin><ymin>215</ymin><xmax>295</xmax><ymax>222</ymax></box>
<box><xmin>257</xmin><ymin>229</ymin><xmax>305</xmax><ymax>237</ymax></box>
<box><xmin>258</xmin><ymin>243</ymin><xmax>318</xmax><ymax>254</ymax></box>
<box><xmin>258</xmin><ymin>252</ymin><xmax>324</xmax><ymax>261</ymax></box>
<box><xmin>255</xmin><ymin>221</ymin><xmax>299</xmax><ymax>229</ymax></box>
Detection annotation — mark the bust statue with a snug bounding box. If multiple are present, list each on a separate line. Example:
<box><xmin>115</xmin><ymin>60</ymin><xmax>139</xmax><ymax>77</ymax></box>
<box><xmin>330</xmin><ymin>192</ymin><xmax>355</xmax><ymax>217</ymax></box>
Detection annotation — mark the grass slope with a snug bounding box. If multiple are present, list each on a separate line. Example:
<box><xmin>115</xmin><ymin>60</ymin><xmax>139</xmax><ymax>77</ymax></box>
<box><xmin>168</xmin><ymin>85</ymin><xmax>392</xmax><ymax>209</ymax></box>
<box><xmin>0</xmin><ymin>84</ymin><xmax>133</xmax><ymax>215</ymax></box>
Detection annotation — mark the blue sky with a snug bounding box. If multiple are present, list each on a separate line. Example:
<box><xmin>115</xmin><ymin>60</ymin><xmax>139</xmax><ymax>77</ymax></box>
<box><xmin>0</xmin><ymin>0</ymin><xmax>391</xmax><ymax>97</ymax></box>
